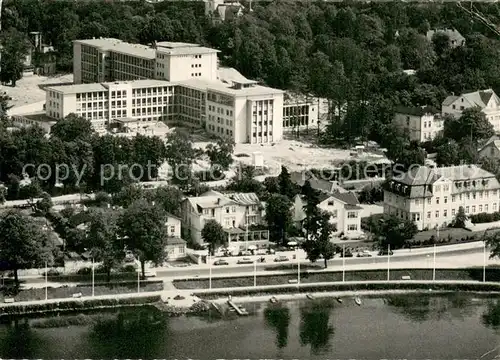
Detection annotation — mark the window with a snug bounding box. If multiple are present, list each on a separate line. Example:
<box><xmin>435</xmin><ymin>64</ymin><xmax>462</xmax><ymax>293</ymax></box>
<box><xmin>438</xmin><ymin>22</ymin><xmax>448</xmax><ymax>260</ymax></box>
<box><xmin>472</xmin><ymin>206</ymin><xmax>476</xmax><ymax>213</ymax></box>
<box><xmin>178</xmin><ymin>246</ymin><xmax>185</xmax><ymax>254</ymax></box>
<box><xmin>170</xmin><ymin>226</ymin><xmax>175</xmax><ymax>233</ymax></box>
<box><xmin>444</xmin><ymin>210</ymin><xmax>448</xmax><ymax>217</ymax></box>
<box><xmin>427</xmin><ymin>211</ymin><xmax>431</xmax><ymax>219</ymax></box>
<box><xmin>466</xmin><ymin>206</ymin><xmax>470</xmax><ymax>213</ymax></box>
<box><xmin>347</xmin><ymin>212</ymin><xmax>357</xmax><ymax>219</ymax></box>
<box><xmin>494</xmin><ymin>203</ymin><xmax>498</xmax><ymax>211</ymax></box>
<box><xmin>435</xmin><ymin>210</ymin><xmax>439</xmax><ymax>218</ymax></box>
<box><xmin>327</xmin><ymin>200</ymin><xmax>334</xmax><ymax>206</ymax></box>
<box><xmin>479</xmin><ymin>205</ymin><xmax>483</xmax><ymax>212</ymax></box>
<box><xmin>444</xmin><ymin>196</ymin><xmax>448</xmax><ymax>204</ymax></box>
<box><xmin>428</xmin><ymin>198</ymin><xmax>431</xmax><ymax>204</ymax></box>
<box><xmin>486</xmin><ymin>204</ymin><xmax>489</xmax><ymax>212</ymax></box>
<box><xmin>231</xmin><ymin>206</ymin><xmax>236</xmax><ymax>213</ymax></box>
<box><xmin>347</xmin><ymin>224</ymin><xmax>358</xmax><ymax>231</ymax></box>
<box><xmin>452</xmin><ymin>195</ymin><xmax>456</xmax><ymax>202</ymax></box>
<box><xmin>226</xmin><ymin>207</ymin><xmax>230</xmax><ymax>214</ymax></box>
<box><xmin>436</xmin><ymin>197</ymin><xmax>440</xmax><ymax>205</ymax></box>
<box><xmin>452</xmin><ymin>209</ymin><xmax>456</xmax><ymax>216</ymax></box>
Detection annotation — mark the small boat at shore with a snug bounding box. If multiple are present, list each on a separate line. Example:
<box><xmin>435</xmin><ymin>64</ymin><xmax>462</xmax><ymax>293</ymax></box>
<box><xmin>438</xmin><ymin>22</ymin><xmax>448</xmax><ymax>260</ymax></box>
<box><xmin>270</xmin><ymin>296</ymin><xmax>278</xmax><ymax>304</ymax></box>
<box><xmin>306</xmin><ymin>294</ymin><xmax>314</xmax><ymax>300</ymax></box>
<box><xmin>354</xmin><ymin>297</ymin><xmax>362</xmax><ymax>306</ymax></box>
<box><xmin>336</xmin><ymin>298</ymin><xmax>343</xmax><ymax>303</ymax></box>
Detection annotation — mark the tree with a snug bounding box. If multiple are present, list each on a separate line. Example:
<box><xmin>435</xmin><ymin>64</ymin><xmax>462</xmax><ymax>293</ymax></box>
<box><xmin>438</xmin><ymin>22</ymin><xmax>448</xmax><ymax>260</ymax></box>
<box><xmin>0</xmin><ymin>92</ymin><xmax>13</xmax><ymax>121</ymax></box>
<box><xmin>118</xmin><ymin>199</ymin><xmax>168</xmax><ymax>277</ymax></box>
<box><xmin>0</xmin><ymin>210</ymin><xmax>53</xmax><ymax>285</ymax></box>
<box><xmin>50</xmin><ymin>114</ymin><xmax>94</xmax><ymax>143</ymax></box>
<box><xmin>201</xmin><ymin>219</ymin><xmax>226</xmax><ymax>255</ymax></box>
<box><xmin>374</xmin><ymin>215</ymin><xmax>418</xmax><ymax>249</ymax></box>
<box><xmin>436</xmin><ymin>139</ymin><xmax>462</xmax><ymax>166</ymax></box>
<box><xmin>205</xmin><ymin>137</ymin><xmax>235</xmax><ymax>171</ymax></box>
<box><xmin>444</xmin><ymin>108</ymin><xmax>494</xmax><ymax>145</ymax></box>
<box><xmin>0</xmin><ymin>28</ymin><xmax>29</xmax><ymax>86</ymax></box>
<box><xmin>277</xmin><ymin>166</ymin><xmax>297</xmax><ymax>200</ymax></box>
<box><xmin>265</xmin><ymin>194</ymin><xmax>293</xmax><ymax>246</ymax></box>
<box><xmin>227</xmin><ymin>165</ymin><xmax>263</xmax><ymax>194</ymax></box>
<box><xmin>302</xmin><ymin>210</ymin><xmax>336</xmax><ymax>268</ymax></box>
<box><xmin>86</xmin><ymin>208</ymin><xmax>123</xmax><ymax>282</ymax></box>
<box><xmin>301</xmin><ymin>180</ymin><xmax>321</xmax><ymax>240</ymax></box>
<box><xmin>453</xmin><ymin>206</ymin><xmax>467</xmax><ymax>228</ymax></box>
<box><xmin>35</xmin><ymin>192</ymin><xmax>53</xmax><ymax>214</ymax></box>
<box><xmin>147</xmin><ymin>186</ymin><xmax>184</xmax><ymax>216</ymax></box>
<box><xmin>165</xmin><ymin>129</ymin><xmax>197</xmax><ymax>190</ymax></box>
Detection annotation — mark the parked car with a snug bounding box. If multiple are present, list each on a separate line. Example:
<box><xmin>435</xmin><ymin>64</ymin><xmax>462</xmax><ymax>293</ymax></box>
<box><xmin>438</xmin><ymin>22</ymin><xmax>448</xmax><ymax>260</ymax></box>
<box><xmin>274</xmin><ymin>255</ymin><xmax>289</xmax><ymax>262</ymax></box>
<box><xmin>357</xmin><ymin>250</ymin><xmax>372</xmax><ymax>258</ymax></box>
<box><xmin>239</xmin><ymin>250</ymin><xmax>252</xmax><ymax>256</ymax></box>
<box><xmin>267</xmin><ymin>248</ymin><xmax>276</xmax><ymax>255</ymax></box>
<box><xmin>255</xmin><ymin>249</ymin><xmax>267</xmax><ymax>256</ymax></box>
<box><xmin>339</xmin><ymin>250</ymin><xmax>353</xmax><ymax>258</ymax></box>
<box><xmin>237</xmin><ymin>257</ymin><xmax>254</xmax><ymax>264</ymax></box>
<box><xmin>45</xmin><ymin>269</ymin><xmax>60</xmax><ymax>276</ymax></box>
<box><xmin>214</xmin><ymin>259</ymin><xmax>229</xmax><ymax>266</ymax></box>
<box><xmin>378</xmin><ymin>249</ymin><xmax>394</xmax><ymax>256</ymax></box>
<box><xmin>144</xmin><ymin>270</ymin><xmax>156</xmax><ymax>278</ymax></box>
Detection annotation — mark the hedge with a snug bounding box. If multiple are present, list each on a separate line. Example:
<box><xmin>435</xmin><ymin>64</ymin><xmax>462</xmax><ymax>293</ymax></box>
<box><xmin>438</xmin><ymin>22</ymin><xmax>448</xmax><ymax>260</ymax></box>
<box><xmin>470</xmin><ymin>212</ymin><xmax>500</xmax><ymax>224</ymax></box>
<box><xmin>195</xmin><ymin>282</ymin><xmax>500</xmax><ymax>300</ymax></box>
<box><xmin>0</xmin><ymin>295</ymin><xmax>161</xmax><ymax>316</ymax></box>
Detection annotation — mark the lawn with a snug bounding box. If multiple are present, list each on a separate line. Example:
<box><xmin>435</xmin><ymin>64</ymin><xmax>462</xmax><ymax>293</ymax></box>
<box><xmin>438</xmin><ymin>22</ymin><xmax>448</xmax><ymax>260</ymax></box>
<box><xmin>412</xmin><ymin>228</ymin><xmax>474</xmax><ymax>242</ymax></box>
<box><xmin>173</xmin><ymin>268</ymin><xmax>495</xmax><ymax>290</ymax></box>
<box><xmin>1</xmin><ymin>281</ymin><xmax>163</xmax><ymax>302</ymax></box>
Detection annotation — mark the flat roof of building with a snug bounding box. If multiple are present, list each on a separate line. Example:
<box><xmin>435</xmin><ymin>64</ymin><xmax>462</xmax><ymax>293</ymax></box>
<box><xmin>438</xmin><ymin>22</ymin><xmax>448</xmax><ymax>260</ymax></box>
<box><xmin>74</xmin><ymin>38</ymin><xmax>155</xmax><ymax>59</ymax></box>
<box><xmin>12</xmin><ymin>112</ymin><xmax>57</xmax><ymax>123</ymax></box>
<box><xmin>156</xmin><ymin>42</ymin><xmax>219</xmax><ymax>55</ymax></box>
<box><xmin>180</xmin><ymin>78</ymin><xmax>283</xmax><ymax>97</ymax></box>
<box><xmin>46</xmin><ymin>83</ymin><xmax>107</xmax><ymax>94</ymax></box>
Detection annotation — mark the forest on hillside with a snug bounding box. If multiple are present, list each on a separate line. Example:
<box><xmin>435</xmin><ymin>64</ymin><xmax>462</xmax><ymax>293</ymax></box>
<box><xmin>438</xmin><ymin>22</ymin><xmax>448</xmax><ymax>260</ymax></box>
<box><xmin>3</xmin><ymin>0</ymin><xmax>500</xmax><ymax>164</ymax></box>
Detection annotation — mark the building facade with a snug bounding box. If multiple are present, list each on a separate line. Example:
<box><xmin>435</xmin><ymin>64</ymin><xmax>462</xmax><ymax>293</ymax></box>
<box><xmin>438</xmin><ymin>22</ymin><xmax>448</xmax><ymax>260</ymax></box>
<box><xmin>383</xmin><ymin>165</ymin><xmax>500</xmax><ymax>230</ymax></box>
<box><xmin>181</xmin><ymin>190</ymin><xmax>268</xmax><ymax>246</ymax></box>
<box><xmin>442</xmin><ymin>89</ymin><xmax>500</xmax><ymax>132</ymax></box>
<box><xmin>282</xmin><ymin>93</ymin><xmax>319</xmax><ymax>130</ymax></box>
<box><xmin>393</xmin><ymin>106</ymin><xmax>443</xmax><ymax>142</ymax></box>
<box><xmin>293</xmin><ymin>192</ymin><xmax>363</xmax><ymax>236</ymax></box>
<box><xmin>164</xmin><ymin>214</ymin><xmax>187</xmax><ymax>260</ymax></box>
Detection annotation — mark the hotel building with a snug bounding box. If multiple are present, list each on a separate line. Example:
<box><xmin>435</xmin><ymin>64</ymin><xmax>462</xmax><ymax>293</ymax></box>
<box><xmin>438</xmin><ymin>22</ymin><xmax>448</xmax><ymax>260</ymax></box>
<box><xmin>282</xmin><ymin>93</ymin><xmax>319</xmax><ymax>130</ymax></box>
<box><xmin>38</xmin><ymin>38</ymin><xmax>290</xmax><ymax>143</ymax></box>
<box><xmin>393</xmin><ymin>106</ymin><xmax>443</xmax><ymax>142</ymax></box>
<box><xmin>44</xmin><ymin>77</ymin><xmax>283</xmax><ymax>143</ymax></box>
<box><xmin>383</xmin><ymin>165</ymin><xmax>500</xmax><ymax>230</ymax></box>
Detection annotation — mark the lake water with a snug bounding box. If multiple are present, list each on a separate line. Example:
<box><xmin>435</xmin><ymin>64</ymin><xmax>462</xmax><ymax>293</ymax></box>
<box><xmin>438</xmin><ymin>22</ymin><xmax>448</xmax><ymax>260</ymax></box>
<box><xmin>2</xmin><ymin>293</ymin><xmax>500</xmax><ymax>359</ymax></box>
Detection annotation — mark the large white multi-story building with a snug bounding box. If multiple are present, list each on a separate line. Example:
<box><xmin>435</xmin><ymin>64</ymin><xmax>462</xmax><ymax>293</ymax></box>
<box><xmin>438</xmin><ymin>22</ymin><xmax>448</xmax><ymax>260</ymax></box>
<box><xmin>44</xmin><ymin>77</ymin><xmax>284</xmax><ymax>143</ymax></box>
<box><xmin>442</xmin><ymin>89</ymin><xmax>500</xmax><ymax>132</ymax></box>
<box><xmin>73</xmin><ymin>38</ymin><xmax>219</xmax><ymax>85</ymax></box>
<box><xmin>282</xmin><ymin>93</ymin><xmax>319</xmax><ymax>131</ymax></box>
<box><xmin>383</xmin><ymin>165</ymin><xmax>500</xmax><ymax>230</ymax></box>
<box><xmin>393</xmin><ymin>106</ymin><xmax>443</xmax><ymax>142</ymax></box>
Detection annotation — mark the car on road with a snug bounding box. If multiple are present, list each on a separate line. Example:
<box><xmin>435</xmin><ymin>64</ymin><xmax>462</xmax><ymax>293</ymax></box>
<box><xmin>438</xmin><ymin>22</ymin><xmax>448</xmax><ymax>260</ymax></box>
<box><xmin>214</xmin><ymin>259</ymin><xmax>229</xmax><ymax>266</ymax></box>
<box><xmin>378</xmin><ymin>249</ymin><xmax>394</xmax><ymax>256</ymax></box>
<box><xmin>339</xmin><ymin>250</ymin><xmax>353</xmax><ymax>258</ymax></box>
<box><xmin>357</xmin><ymin>250</ymin><xmax>372</xmax><ymax>257</ymax></box>
<box><xmin>274</xmin><ymin>255</ymin><xmax>289</xmax><ymax>262</ymax></box>
<box><xmin>144</xmin><ymin>270</ymin><xmax>156</xmax><ymax>278</ymax></box>
<box><xmin>237</xmin><ymin>257</ymin><xmax>254</xmax><ymax>264</ymax></box>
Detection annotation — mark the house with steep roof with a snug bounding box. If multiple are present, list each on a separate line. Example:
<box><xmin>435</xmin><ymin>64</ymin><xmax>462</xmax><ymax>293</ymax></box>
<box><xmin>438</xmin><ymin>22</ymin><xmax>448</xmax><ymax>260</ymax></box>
<box><xmin>393</xmin><ymin>105</ymin><xmax>443</xmax><ymax>142</ymax></box>
<box><xmin>426</xmin><ymin>29</ymin><xmax>465</xmax><ymax>48</ymax></box>
<box><xmin>292</xmin><ymin>191</ymin><xmax>363</xmax><ymax>237</ymax></box>
<box><xmin>181</xmin><ymin>190</ymin><xmax>268</xmax><ymax>246</ymax></box>
<box><xmin>384</xmin><ymin>165</ymin><xmax>500</xmax><ymax>230</ymax></box>
<box><xmin>290</xmin><ymin>171</ymin><xmax>347</xmax><ymax>194</ymax></box>
<box><xmin>442</xmin><ymin>89</ymin><xmax>500</xmax><ymax>132</ymax></box>
<box><xmin>479</xmin><ymin>138</ymin><xmax>500</xmax><ymax>160</ymax></box>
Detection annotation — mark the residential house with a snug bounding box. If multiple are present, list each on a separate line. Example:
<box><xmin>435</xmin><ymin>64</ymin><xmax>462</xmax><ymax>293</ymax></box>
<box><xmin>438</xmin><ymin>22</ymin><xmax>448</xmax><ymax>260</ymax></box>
<box><xmin>290</xmin><ymin>171</ymin><xmax>347</xmax><ymax>194</ymax></box>
<box><xmin>442</xmin><ymin>89</ymin><xmax>500</xmax><ymax>132</ymax></box>
<box><xmin>181</xmin><ymin>190</ymin><xmax>268</xmax><ymax>246</ymax></box>
<box><xmin>383</xmin><ymin>165</ymin><xmax>500</xmax><ymax>230</ymax></box>
<box><xmin>393</xmin><ymin>105</ymin><xmax>443</xmax><ymax>142</ymax></box>
<box><xmin>292</xmin><ymin>191</ymin><xmax>363</xmax><ymax>237</ymax></box>
<box><xmin>426</xmin><ymin>29</ymin><xmax>465</xmax><ymax>48</ymax></box>
<box><xmin>164</xmin><ymin>213</ymin><xmax>186</xmax><ymax>260</ymax></box>
<box><xmin>479</xmin><ymin>139</ymin><xmax>500</xmax><ymax>160</ymax></box>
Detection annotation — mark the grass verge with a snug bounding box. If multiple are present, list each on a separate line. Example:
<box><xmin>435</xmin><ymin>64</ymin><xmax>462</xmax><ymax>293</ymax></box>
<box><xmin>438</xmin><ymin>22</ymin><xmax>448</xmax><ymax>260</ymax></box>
<box><xmin>1</xmin><ymin>280</ymin><xmax>163</xmax><ymax>302</ymax></box>
<box><xmin>0</xmin><ymin>295</ymin><xmax>161</xmax><ymax>316</ymax></box>
<box><xmin>173</xmin><ymin>268</ymin><xmax>499</xmax><ymax>290</ymax></box>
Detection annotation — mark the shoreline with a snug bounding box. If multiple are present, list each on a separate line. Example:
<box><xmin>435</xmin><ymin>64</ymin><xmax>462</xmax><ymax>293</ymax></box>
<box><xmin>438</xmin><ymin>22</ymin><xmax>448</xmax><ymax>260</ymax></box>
<box><xmin>212</xmin><ymin>288</ymin><xmax>500</xmax><ymax>305</ymax></box>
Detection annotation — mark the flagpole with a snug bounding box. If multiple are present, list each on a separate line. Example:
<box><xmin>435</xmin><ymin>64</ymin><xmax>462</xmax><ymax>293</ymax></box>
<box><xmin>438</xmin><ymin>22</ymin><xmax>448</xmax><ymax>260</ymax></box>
<box><xmin>254</xmin><ymin>259</ymin><xmax>257</xmax><ymax>287</ymax></box>
<box><xmin>342</xmin><ymin>244</ymin><xmax>345</xmax><ymax>282</ymax></box>
<box><xmin>137</xmin><ymin>256</ymin><xmax>140</xmax><ymax>294</ymax></box>
<box><xmin>209</xmin><ymin>254</ymin><xmax>212</xmax><ymax>289</ymax></box>
<box><xmin>245</xmin><ymin>219</ymin><xmax>249</xmax><ymax>252</ymax></box>
<box><xmin>432</xmin><ymin>244</ymin><xmax>436</xmax><ymax>281</ymax></box>
<box><xmin>45</xmin><ymin>261</ymin><xmax>48</xmax><ymax>301</ymax></box>
<box><xmin>92</xmin><ymin>257</ymin><xmax>95</xmax><ymax>297</ymax></box>
<box><xmin>387</xmin><ymin>244</ymin><xmax>390</xmax><ymax>281</ymax></box>
<box><xmin>484</xmin><ymin>240</ymin><xmax>487</xmax><ymax>282</ymax></box>
<box><xmin>297</xmin><ymin>248</ymin><xmax>300</xmax><ymax>285</ymax></box>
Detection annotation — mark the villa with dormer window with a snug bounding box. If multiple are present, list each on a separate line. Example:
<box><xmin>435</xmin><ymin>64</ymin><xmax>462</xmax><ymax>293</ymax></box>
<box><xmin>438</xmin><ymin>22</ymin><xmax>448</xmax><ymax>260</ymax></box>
<box><xmin>383</xmin><ymin>165</ymin><xmax>500</xmax><ymax>230</ymax></box>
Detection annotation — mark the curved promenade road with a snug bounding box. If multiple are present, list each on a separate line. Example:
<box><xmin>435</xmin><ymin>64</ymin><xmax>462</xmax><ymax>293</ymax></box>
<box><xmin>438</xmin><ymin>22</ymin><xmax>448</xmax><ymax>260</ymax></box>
<box><xmin>155</xmin><ymin>241</ymin><xmax>497</xmax><ymax>279</ymax></box>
